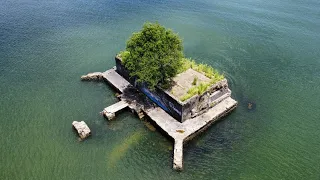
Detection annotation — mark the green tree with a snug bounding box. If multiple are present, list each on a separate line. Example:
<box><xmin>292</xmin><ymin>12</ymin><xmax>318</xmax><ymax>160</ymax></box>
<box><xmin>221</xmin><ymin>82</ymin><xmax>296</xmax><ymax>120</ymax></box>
<box><xmin>121</xmin><ymin>22</ymin><xmax>183</xmax><ymax>89</ymax></box>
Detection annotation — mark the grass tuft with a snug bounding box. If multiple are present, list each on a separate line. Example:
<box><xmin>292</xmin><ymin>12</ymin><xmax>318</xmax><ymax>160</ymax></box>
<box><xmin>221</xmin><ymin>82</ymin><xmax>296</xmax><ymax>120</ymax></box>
<box><xmin>178</xmin><ymin>58</ymin><xmax>224</xmax><ymax>102</ymax></box>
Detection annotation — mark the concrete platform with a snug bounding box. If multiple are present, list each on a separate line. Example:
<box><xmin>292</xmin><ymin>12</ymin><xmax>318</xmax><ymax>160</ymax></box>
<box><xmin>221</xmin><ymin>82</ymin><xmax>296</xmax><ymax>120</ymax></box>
<box><xmin>145</xmin><ymin>97</ymin><xmax>237</xmax><ymax>170</ymax></box>
<box><xmin>103</xmin><ymin>100</ymin><xmax>129</xmax><ymax>120</ymax></box>
<box><xmin>81</xmin><ymin>68</ymin><xmax>130</xmax><ymax>93</ymax></box>
<box><xmin>101</xmin><ymin>68</ymin><xmax>131</xmax><ymax>93</ymax></box>
<box><xmin>81</xmin><ymin>68</ymin><xmax>237</xmax><ymax>170</ymax></box>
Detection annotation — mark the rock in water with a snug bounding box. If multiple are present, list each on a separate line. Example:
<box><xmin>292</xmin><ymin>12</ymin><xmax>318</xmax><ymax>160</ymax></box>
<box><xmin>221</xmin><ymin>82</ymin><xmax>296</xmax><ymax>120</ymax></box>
<box><xmin>72</xmin><ymin>121</ymin><xmax>91</xmax><ymax>139</ymax></box>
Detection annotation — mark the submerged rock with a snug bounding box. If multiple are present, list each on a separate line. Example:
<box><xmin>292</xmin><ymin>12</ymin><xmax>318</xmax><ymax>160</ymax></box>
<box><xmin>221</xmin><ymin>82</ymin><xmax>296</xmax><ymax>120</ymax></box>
<box><xmin>72</xmin><ymin>121</ymin><xmax>91</xmax><ymax>139</ymax></box>
<box><xmin>144</xmin><ymin>121</ymin><xmax>156</xmax><ymax>131</ymax></box>
<box><xmin>246</xmin><ymin>101</ymin><xmax>256</xmax><ymax>111</ymax></box>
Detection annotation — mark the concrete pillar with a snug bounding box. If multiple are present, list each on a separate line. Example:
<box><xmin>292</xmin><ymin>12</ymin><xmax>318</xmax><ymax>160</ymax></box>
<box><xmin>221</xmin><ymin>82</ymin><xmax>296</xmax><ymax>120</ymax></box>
<box><xmin>105</xmin><ymin>112</ymin><xmax>115</xmax><ymax>120</ymax></box>
<box><xmin>173</xmin><ymin>140</ymin><xmax>183</xmax><ymax>170</ymax></box>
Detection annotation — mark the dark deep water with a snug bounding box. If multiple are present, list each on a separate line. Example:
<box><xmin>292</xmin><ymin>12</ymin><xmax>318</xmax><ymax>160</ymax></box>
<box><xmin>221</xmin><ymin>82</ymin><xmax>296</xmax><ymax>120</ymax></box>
<box><xmin>1</xmin><ymin>0</ymin><xmax>320</xmax><ymax>179</ymax></box>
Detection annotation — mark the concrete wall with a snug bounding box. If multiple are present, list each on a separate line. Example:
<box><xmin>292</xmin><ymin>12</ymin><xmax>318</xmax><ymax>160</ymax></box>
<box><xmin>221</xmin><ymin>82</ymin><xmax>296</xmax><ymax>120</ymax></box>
<box><xmin>181</xmin><ymin>79</ymin><xmax>230</xmax><ymax>121</ymax></box>
<box><xmin>115</xmin><ymin>56</ymin><xmax>231</xmax><ymax>122</ymax></box>
<box><xmin>115</xmin><ymin>57</ymin><xmax>183</xmax><ymax>121</ymax></box>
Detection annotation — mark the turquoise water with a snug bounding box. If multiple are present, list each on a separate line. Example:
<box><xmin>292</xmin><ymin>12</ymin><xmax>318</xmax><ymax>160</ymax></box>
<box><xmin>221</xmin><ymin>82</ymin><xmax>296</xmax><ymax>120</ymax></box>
<box><xmin>1</xmin><ymin>0</ymin><xmax>320</xmax><ymax>179</ymax></box>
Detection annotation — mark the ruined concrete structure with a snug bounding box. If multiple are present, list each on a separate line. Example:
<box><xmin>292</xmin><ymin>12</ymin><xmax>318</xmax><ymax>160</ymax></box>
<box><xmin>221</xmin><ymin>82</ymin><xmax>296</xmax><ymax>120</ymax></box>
<box><xmin>72</xmin><ymin>121</ymin><xmax>91</xmax><ymax>139</ymax></box>
<box><xmin>115</xmin><ymin>56</ymin><xmax>232</xmax><ymax>122</ymax></box>
<box><xmin>80</xmin><ymin>57</ymin><xmax>237</xmax><ymax>170</ymax></box>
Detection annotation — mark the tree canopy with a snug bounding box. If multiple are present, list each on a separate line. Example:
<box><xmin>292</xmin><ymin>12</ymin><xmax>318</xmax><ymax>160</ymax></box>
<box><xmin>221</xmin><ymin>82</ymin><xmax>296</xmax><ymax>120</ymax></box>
<box><xmin>120</xmin><ymin>22</ymin><xmax>183</xmax><ymax>89</ymax></box>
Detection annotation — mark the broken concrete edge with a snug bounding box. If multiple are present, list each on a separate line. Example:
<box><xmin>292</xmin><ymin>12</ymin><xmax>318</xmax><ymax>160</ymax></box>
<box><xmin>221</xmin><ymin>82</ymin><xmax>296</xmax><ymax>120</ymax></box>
<box><xmin>183</xmin><ymin>101</ymin><xmax>238</xmax><ymax>143</ymax></box>
<box><xmin>178</xmin><ymin>78</ymin><xmax>229</xmax><ymax>105</ymax></box>
<box><xmin>72</xmin><ymin>121</ymin><xmax>91</xmax><ymax>139</ymax></box>
<box><xmin>81</xmin><ymin>72</ymin><xmax>104</xmax><ymax>81</ymax></box>
<box><xmin>104</xmin><ymin>112</ymin><xmax>115</xmax><ymax>120</ymax></box>
<box><xmin>102</xmin><ymin>100</ymin><xmax>130</xmax><ymax>120</ymax></box>
<box><xmin>172</xmin><ymin>101</ymin><xmax>238</xmax><ymax>170</ymax></box>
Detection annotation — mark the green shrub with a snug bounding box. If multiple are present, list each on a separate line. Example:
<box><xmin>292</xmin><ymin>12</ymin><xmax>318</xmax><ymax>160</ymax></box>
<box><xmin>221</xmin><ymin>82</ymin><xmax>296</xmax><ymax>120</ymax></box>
<box><xmin>179</xmin><ymin>82</ymin><xmax>212</xmax><ymax>102</ymax></box>
<box><xmin>179</xmin><ymin>58</ymin><xmax>223</xmax><ymax>81</ymax></box>
<box><xmin>192</xmin><ymin>77</ymin><xmax>198</xmax><ymax>85</ymax></box>
<box><xmin>119</xmin><ymin>22</ymin><xmax>183</xmax><ymax>89</ymax></box>
<box><xmin>198</xmin><ymin>82</ymin><xmax>210</xmax><ymax>94</ymax></box>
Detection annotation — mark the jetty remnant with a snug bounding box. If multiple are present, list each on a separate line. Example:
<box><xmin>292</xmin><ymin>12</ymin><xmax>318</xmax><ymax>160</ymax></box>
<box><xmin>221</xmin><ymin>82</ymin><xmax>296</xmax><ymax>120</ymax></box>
<box><xmin>72</xmin><ymin>121</ymin><xmax>91</xmax><ymax>139</ymax></box>
<box><xmin>80</xmin><ymin>72</ymin><xmax>104</xmax><ymax>81</ymax></box>
<box><xmin>102</xmin><ymin>100</ymin><xmax>129</xmax><ymax>120</ymax></box>
<box><xmin>81</xmin><ymin>56</ymin><xmax>237</xmax><ymax>170</ymax></box>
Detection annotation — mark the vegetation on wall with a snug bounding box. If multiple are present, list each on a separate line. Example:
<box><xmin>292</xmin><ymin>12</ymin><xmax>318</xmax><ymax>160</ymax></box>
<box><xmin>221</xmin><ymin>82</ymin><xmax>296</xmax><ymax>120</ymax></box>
<box><xmin>179</xmin><ymin>58</ymin><xmax>224</xmax><ymax>102</ymax></box>
<box><xmin>178</xmin><ymin>58</ymin><xmax>224</xmax><ymax>82</ymax></box>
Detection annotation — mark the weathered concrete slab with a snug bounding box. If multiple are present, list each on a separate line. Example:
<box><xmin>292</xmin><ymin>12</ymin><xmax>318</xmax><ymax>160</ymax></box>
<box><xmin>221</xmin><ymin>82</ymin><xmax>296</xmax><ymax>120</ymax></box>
<box><xmin>144</xmin><ymin>107</ymin><xmax>181</xmax><ymax>138</ymax></box>
<box><xmin>144</xmin><ymin>97</ymin><xmax>237</xmax><ymax>170</ymax></box>
<box><xmin>101</xmin><ymin>68</ymin><xmax>131</xmax><ymax>93</ymax></box>
<box><xmin>181</xmin><ymin>97</ymin><xmax>237</xmax><ymax>140</ymax></box>
<box><xmin>103</xmin><ymin>101</ymin><xmax>129</xmax><ymax>120</ymax></box>
<box><xmin>82</xmin><ymin>68</ymin><xmax>131</xmax><ymax>92</ymax></box>
<box><xmin>145</xmin><ymin>97</ymin><xmax>237</xmax><ymax>140</ymax></box>
<box><xmin>173</xmin><ymin>140</ymin><xmax>183</xmax><ymax>170</ymax></box>
<box><xmin>72</xmin><ymin>121</ymin><xmax>91</xmax><ymax>139</ymax></box>
<box><xmin>169</xmin><ymin>68</ymin><xmax>211</xmax><ymax>99</ymax></box>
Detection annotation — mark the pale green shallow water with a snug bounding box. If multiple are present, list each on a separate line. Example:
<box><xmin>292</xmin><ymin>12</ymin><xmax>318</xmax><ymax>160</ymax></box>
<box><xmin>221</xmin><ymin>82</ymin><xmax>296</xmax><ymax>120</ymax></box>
<box><xmin>1</xmin><ymin>0</ymin><xmax>320</xmax><ymax>179</ymax></box>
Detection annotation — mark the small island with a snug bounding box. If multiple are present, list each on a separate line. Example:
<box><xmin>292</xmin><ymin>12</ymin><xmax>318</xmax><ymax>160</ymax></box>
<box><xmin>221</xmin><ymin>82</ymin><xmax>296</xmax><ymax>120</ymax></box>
<box><xmin>81</xmin><ymin>22</ymin><xmax>237</xmax><ymax>170</ymax></box>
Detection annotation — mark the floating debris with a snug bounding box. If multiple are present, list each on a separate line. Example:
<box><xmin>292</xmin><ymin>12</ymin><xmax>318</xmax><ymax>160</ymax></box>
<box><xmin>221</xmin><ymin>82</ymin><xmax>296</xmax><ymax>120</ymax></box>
<box><xmin>176</xmin><ymin>129</ymin><xmax>185</xmax><ymax>133</ymax></box>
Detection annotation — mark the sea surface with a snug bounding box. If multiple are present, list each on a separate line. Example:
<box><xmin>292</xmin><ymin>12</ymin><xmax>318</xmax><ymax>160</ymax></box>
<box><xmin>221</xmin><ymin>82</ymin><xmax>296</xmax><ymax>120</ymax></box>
<box><xmin>1</xmin><ymin>0</ymin><xmax>319</xmax><ymax>179</ymax></box>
